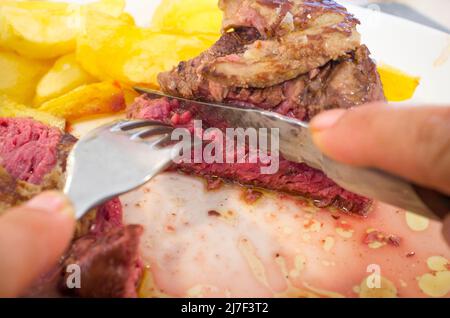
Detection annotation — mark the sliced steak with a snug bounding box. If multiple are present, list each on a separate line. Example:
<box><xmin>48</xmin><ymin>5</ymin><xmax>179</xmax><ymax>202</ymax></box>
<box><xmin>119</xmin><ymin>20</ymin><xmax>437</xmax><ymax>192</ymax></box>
<box><xmin>206</xmin><ymin>0</ymin><xmax>361</xmax><ymax>87</ymax></box>
<box><xmin>127</xmin><ymin>96</ymin><xmax>372</xmax><ymax>215</ymax></box>
<box><xmin>220</xmin><ymin>0</ymin><xmax>359</xmax><ymax>38</ymax></box>
<box><xmin>0</xmin><ymin>117</ymin><xmax>143</xmax><ymax>298</ymax></box>
<box><xmin>60</xmin><ymin>224</ymin><xmax>143</xmax><ymax>298</ymax></box>
<box><xmin>159</xmin><ymin>27</ymin><xmax>262</xmax><ymax>100</ymax></box>
<box><xmin>213</xmin><ymin>45</ymin><xmax>385</xmax><ymax>120</ymax></box>
<box><xmin>0</xmin><ymin>118</ymin><xmax>75</xmax><ymax>211</ymax></box>
<box><xmin>159</xmin><ymin>40</ymin><xmax>384</xmax><ymax>120</ymax></box>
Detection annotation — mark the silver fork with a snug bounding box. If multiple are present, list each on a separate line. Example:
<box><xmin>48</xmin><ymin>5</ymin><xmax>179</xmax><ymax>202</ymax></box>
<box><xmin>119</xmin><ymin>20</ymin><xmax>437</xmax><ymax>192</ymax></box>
<box><xmin>64</xmin><ymin>119</ymin><xmax>189</xmax><ymax>219</ymax></box>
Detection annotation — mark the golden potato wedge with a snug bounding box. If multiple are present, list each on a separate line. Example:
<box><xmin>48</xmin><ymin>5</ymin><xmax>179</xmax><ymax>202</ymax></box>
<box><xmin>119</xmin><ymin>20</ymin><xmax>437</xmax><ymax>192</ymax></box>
<box><xmin>34</xmin><ymin>53</ymin><xmax>96</xmax><ymax>106</ymax></box>
<box><xmin>0</xmin><ymin>94</ymin><xmax>65</xmax><ymax>130</ymax></box>
<box><xmin>0</xmin><ymin>50</ymin><xmax>50</xmax><ymax>104</ymax></box>
<box><xmin>0</xmin><ymin>1</ymin><xmax>78</xmax><ymax>59</ymax></box>
<box><xmin>77</xmin><ymin>12</ymin><xmax>218</xmax><ymax>87</ymax></box>
<box><xmin>378</xmin><ymin>64</ymin><xmax>420</xmax><ymax>102</ymax></box>
<box><xmin>38</xmin><ymin>81</ymin><xmax>126</xmax><ymax>122</ymax></box>
<box><xmin>0</xmin><ymin>0</ymin><xmax>127</xmax><ymax>60</ymax></box>
<box><xmin>152</xmin><ymin>0</ymin><xmax>222</xmax><ymax>35</ymax></box>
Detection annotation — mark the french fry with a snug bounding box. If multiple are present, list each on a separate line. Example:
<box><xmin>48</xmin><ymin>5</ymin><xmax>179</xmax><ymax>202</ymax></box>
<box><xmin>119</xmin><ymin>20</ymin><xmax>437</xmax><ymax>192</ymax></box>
<box><xmin>0</xmin><ymin>94</ymin><xmax>65</xmax><ymax>130</ymax></box>
<box><xmin>38</xmin><ymin>81</ymin><xmax>126</xmax><ymax>122</ymax></box>
<box><xmin>34</xmin><ymin>53</ymin><xmax>96</xmax><ymax>106</ymax></box>
<box><xmin>77</xmin><ymin>11</ymin><xmax>218</xmax><ymax>87</ymax></box>
<box><xmin>151</xmin><ymin>0</ymin><xmax>222</xmax><ymax>35</ymax></box>
<box><xmin>0</xmin><ymin>50</ymin><xmax>50</xmax><ymax>104</ymax></box>
<box><xmin>0</xmin><ymin>0</ymin><xmax>127</xmax><ymax>60</ymax></box>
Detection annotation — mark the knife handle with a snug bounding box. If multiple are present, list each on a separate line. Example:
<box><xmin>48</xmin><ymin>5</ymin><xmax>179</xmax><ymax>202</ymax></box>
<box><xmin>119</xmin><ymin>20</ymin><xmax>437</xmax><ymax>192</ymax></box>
<box><xmin>412</xmin><ymin>185</ymin><xmax>450</xmax><ymax>220</ymax></box>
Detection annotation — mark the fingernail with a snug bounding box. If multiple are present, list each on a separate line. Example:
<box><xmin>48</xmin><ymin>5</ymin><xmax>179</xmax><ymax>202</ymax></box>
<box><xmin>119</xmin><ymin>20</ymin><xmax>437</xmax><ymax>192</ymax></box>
<box><xmin>310</xmin><ymin>109</ymin><xmax>346</xmax><ymax>132</ymax></box>
<box><xmin>26</xmin><ymin>192</ymin><xmax>74</xmax><ymax>218</ymax></box>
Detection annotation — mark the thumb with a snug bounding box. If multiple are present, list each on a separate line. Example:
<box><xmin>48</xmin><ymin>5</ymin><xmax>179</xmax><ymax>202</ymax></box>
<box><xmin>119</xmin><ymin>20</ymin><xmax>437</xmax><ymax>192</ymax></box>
<box><xmin>309</xmin><ymin>103</ymin><xmax>450</xmax><ymax>195</ymax></box>
<box><xmin>0</xmin><ymin>191</ymin><xmax>75</xmax><ymax>297</ymax></box>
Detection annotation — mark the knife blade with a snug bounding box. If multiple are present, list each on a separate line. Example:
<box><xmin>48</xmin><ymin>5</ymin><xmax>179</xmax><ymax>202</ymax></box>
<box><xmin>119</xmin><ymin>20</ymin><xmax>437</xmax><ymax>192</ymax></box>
<box><xmin>134</xmin><ymin>86</ymin><xmax>449</xmax><ymax>220</ymax></box>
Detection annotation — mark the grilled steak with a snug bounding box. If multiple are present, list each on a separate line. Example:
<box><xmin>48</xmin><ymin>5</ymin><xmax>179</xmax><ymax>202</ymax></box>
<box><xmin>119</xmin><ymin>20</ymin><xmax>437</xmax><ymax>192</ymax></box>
<box><xmin>206</xmin><ymin>0</ymin><xmax>361</xmax><ymax>87</ymax></box>
<box><xmin>149</xmin><ymin>0</ymin><xmax>385</xmax><ymax>215</ymax></box>
<box><xmin>127</xmin><ymin>96</ymin><xmax>372</xmax><ymax>215</ymax></box>
<box><xmin>0</xmin><ymin>118</ymin><xmax>143</xmax><ymax>298</ymax></box>
<box><xmin>159</xmin><ymin>43</ymin><xmax>384</xmax><ymax>121</ymax></box>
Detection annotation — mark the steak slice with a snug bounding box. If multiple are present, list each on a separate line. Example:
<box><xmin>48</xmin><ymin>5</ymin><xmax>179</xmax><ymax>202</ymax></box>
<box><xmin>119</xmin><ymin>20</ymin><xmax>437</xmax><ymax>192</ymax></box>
<box><xmin>205</xmin><ymin>0</ymin><xmax>361</xmax><ymax>87</ymax></box>
<box><xmin>220</xmin><ymin>0</ymin><xmax>359</xmax><ymax>38</ymax></box>
<box><xmin>0</xmin><ymin>117</ymin><xmax>143</xmax><ymax>298</ymax></box>
<box><xmin>0</xmin><ymin>118</ymin><xmax>76</xmax><ymax>211</ymax></box>
<box><xmin>127</xmin><ymin>96</ymin><xmax>372</xmax><ymax>215</ymax></box>
<box><xmin>159</xmin><ymin>40</ymin><xmax>384</xmax><ymax>120</ymax></box>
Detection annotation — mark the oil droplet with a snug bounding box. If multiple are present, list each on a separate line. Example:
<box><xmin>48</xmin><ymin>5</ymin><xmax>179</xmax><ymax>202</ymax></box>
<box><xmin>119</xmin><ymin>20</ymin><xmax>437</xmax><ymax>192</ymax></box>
<box><xmin>289</xmin><ymin>255</ymin><xmax>306</xmax><ymax>278</ymax></box>
<box><xmin>417</xmin><ymin>271</ymin><xmax>450</xmax><ymax>298</ymax></box>
<box><xmin>368</xmin><ymin>241</ymin><xmax>386</xmax><ymax>249</ymax></box>
<box><xmin>405</xmin><ymin>212</ymin><xmax>429</xmax><ymax>232</ymax></box>
<box><xmin>186</xmin><ymin>284</ymin><xmax>220</xmax><ymax>298</ymax></box>
<box><xmin>303</xmin><ymin>219</ymin><xmax>322</xmax><ymax>232</ymax></box>
<box><xmin>336</xmin><ymin>227</ymin><xmax>354</xmax><ymax>239</ymax></box>
<box><xmin>302</xmin><ymin>233</ymin><xmax>311</xmax><ymax>242</ymax></box>
<box><xmin>427</xmin><ymin>256</ymin><xmax>449</xmax><ymax>272</ymax></box>
<box><xmin>359</xmin><ymin>276</ymin><xmax>398</xmax><ymax>298</ymax></box>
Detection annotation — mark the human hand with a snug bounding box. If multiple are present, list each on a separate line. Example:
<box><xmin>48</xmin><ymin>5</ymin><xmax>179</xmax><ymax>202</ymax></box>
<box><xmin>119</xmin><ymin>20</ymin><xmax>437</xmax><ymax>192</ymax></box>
<box><xmin>0</xmin><ymin>192</ymin><xmax>75</xmax><ymax>297</ymax></box>
<box><xmin>310</xmin><ymin>103</ymin><xmax>450</xmax><ymax>244</ymax></box>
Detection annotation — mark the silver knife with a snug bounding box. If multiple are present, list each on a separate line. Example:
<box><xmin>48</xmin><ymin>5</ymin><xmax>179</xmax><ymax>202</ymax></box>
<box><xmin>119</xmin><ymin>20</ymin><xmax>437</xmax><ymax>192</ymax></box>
<box><xmin>134</xmin><ymin>87</ymin><xmax>449</xmax><ymax>220</ymax></box>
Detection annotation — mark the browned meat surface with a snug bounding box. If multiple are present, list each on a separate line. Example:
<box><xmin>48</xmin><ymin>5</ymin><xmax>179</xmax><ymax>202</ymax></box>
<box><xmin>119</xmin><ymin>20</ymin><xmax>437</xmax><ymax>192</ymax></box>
<box><xmin>220</xmin><ymin>0</ymin><xmax>358</xmax><ymax>37</ymax></box>
<box><xmin>159</xmin><ymin>44</ymin><xmax>384</xmax><ymax>121</ymax></box>
<box><xmin>158</xmin><ymin>0</ymin><xmax>384</xmax><ymax>117</ymax></box>
<box><xmin>197</xmin><ymin>0</ymin><xmax>361</xmax><ymax>87</ymax></box>
<box><xmin>159</xmin><ymin>27</ymin><xmax>262</xmax><ymax>100</ymax></box>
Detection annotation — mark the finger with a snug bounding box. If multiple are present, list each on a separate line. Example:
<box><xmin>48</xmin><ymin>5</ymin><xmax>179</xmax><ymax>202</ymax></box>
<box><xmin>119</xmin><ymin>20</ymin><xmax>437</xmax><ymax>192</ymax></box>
<box><xmin>0</xmin><ymin>192</ymin><xmax>75</xmax><ymax>297</ymax></box>
<box><xmin>310</xmin><ymin>104</ymin><xmax>450</xmax><ymax>195</ymax></box>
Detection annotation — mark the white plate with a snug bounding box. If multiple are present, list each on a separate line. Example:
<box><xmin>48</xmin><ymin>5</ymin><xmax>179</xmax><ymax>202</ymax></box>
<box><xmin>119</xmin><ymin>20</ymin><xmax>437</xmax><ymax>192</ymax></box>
<box><xmin>68</xmin><ymin>0</ymin><xmax>450</xmax><ymax>298</ymax></box>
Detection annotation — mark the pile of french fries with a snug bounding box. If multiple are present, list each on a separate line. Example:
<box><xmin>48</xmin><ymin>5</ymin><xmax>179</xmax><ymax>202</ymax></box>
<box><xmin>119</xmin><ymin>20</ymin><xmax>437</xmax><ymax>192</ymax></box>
<box><xmin>0</xmin><ymin>0</ymin><xmax>222</xmax><ymax>129</ymax></box>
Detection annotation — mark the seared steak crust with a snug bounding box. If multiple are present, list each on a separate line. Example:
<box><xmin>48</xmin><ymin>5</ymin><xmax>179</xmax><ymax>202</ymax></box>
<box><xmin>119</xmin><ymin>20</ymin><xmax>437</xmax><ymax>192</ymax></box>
<box><xmin>208</xmin><ymin>0</ymin><xmax>361</xmax><ymax>87</ymax></box>
<box><xmin>159</xmin><ymin>43</ymin><xmax>384</xmax><ymax>121</ymax></box>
